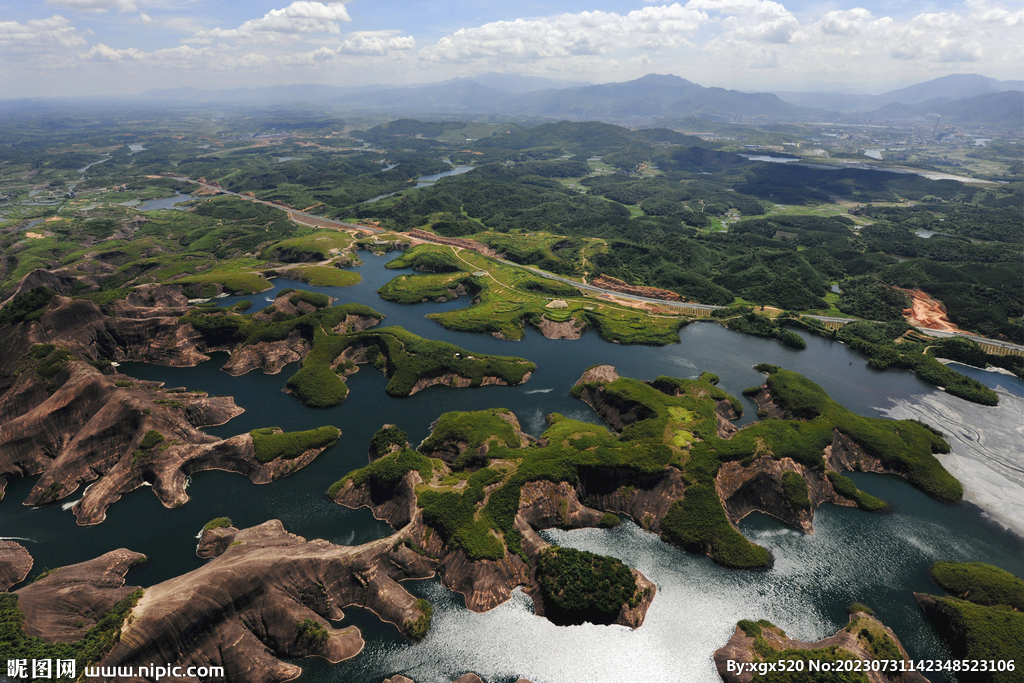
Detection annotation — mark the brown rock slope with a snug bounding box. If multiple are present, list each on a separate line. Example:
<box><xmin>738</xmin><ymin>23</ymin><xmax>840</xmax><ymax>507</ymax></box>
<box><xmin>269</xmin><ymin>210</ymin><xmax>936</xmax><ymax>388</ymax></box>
<box><xmin>333</xmin><ymin>412</ymin><xmax>656</xmax><ymax>628</ymax></box>
<box><xmin>0</xmin><ymin>357</ymin><xmax>337</xmax><ymax>525</ymax></box>
<box><xmin>15</xmin><ymin>548</ymin><xmax>145</xmax><ymax>642</ymax></box>
<box><xmin>101</xmin><ymin>520</ymin><xmax>435</xmax><ymax>683</ymax></box>
<box><xmin>715</xmin><ymin>613</ymin><xmax>929</xmax><ymax>683</ymax></box>
<box><xmin>4</xmin><ymin>522</ymin><xmax>438</xmax><ymax>683</ymax></box>
<box><xmin>0</xmin><ymin>276</ymin><xmax>342</xmax><ymax>524</ymax></box>
<box><xmin>0</xmin><ymin>540</ymin><xmax>33</xmax><ymax>591</ymax></box>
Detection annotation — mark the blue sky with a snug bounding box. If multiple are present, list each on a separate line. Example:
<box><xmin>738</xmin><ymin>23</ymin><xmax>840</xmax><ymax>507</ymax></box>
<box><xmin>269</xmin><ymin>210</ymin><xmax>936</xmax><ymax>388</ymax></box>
<box><xmin>1</xmin><ymin>0</ymin><xmax>1021</xmax><ymax>97</ymax></box>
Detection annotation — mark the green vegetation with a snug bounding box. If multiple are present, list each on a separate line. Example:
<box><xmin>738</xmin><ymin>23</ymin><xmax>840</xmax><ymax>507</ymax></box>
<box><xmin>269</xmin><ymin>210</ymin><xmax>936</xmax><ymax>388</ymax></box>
<box><xmin>263</xmin><ymin>230</ymin><xmax>354</xmax><ymax>262</ymax></box>
<box><xmin>295</xmin><ymin>619</ymin><xmax>329</xmax><ymax>646</ymax></box>
<box><xmin>249</xmin><ymin>426</ymin><xmax>340</xmax><ymax>463</ymax></box>
<box><xmin>380</xmin><ymin>244</ymin><xmax>687</xmax><ymax>345</ymax></box>
<box><xmin>202</xmin><ymin>517</ymin><xmax>233</xmax><ymax>532</ymax></box>
<box><xmin>139</xmin><ymin>430</ymin><xmax>165</xmax><ymax>450</ymax></box>
<box><xmin>368</xmin><ymin>425</ymin><xmax>409</xmax><ymax>460</ymax></box>
<box><xmin>536</xmin><ymin>547</ymin><xmax>639</xmax><ymax>625</ymax></box>
<box><xmin>846</xmin><ymin>602</ymin><xmax>874</xmax><ymax>616</ymax></box>
<box><xmin>2</xmin><ymin>119</ymin><xmax>1018</xmax><ymax>356</ymax></box>
<box><xmin>418</xmin><ymin>466</ymin><xmax>507</xmax><ymax>561</ymax></box>
<box><xmin>930</xmin><ymin>561</ymin><xmax>1024</xmax><ymax>611</ymax></box>
<box><xmin>419</xmin><ymin>409</ymin><xmax>523</xmax><ymax>468</ymax></box>
<box><xmin>286</xmin><ymin>325</ymin><xmax>535</xmax><ymax>408</ymax></box>
<box><xmin>287</xmin><ymin>265</ymin><xmax>360</xmax><ymax>287</ymax></box>
<box><xmin>0</xmin><ymin>589</ymin><xmax>144</xmax><ymax>678</ymax></box>
<box><xmin>330</xmin><ymin>448</ymin><xmax>433</xmax><ymax>498</ymax></box>
<box><xmin>284</xmin><ymin>289</ymin><xmax>331</xmax><ymax>309</ymax></box>
<box><xmin>405</xmin><ymin>599</ymin><xmax>433</xmax><ymax>641</ymax></box>
<box><xmin>845</xmin><ymin>616</ymin><xmax>903</xmax><ymax>663</ymax></box>
<box><xmin>756</xmin><ymin>366</ymin><xmax>959</xmax><ymax>502</ymax></box>
<box><xmin>378</xmin><ymin>271</ymin><xmax>478</xmax><ymax>304</ymax></box>
<box><xmin>725</xmin><ymin>311</ymin><xmax>807</xmax><ymax>349</ymax></box>
<box><xmin>922</xmin><ymin>596</ymin><xmax>1024</xmax><ymax>683</ymax></box>
<box><xmin>737</xmin><ymin>619</ymin><xmax>870</xmax><ymax>683</ymax></box>
<box><xmin>781</xmin><ymin>471</ymin><xmax>811</xmax><ymax>510</ymax></box>
<box><xmin>927</xmin><ymin>337</ymin><xmax>1024</xmax><ymax>379</ymax></box>
<box><xmin>20</xmin><ymin>344</ymin><xmax>74</xmax><ymax>392</ymax></box>
<box><xmin>826</xmin><ymin>321</ymin><xmax>1001</xmax><ymax>406</ymax></box>
<box><xmin>0</xmin><ymin>287</ymin><xmax>56</xmax><ymax>327</ymax></box>
<box><xmin>661</xmin><ymin>484</ymin><xmax>771</xmax><ymax>569</ymax></box>
<box><xmin>827</xmin><ymin>473</ymin><xmax>887</xmax><ymax>511</ymax></box>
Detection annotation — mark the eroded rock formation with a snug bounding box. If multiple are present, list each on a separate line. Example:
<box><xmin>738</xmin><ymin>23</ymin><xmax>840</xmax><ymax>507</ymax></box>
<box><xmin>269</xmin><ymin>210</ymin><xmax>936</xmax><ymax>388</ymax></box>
<box><xmin>334</xmin><ymin>432</ymin><xmax>656</xmax><ymax>627</ymax></box>
<box><xmin>0</xmin><ymin>356</ymin><xmax>337</xmax><ymax>525</ymax></box>
<box><xmin>106</xmin><ymin>520</ymin><xmax>433</xmax><ymax>683</ymax></box>
<box><xmin>15</xmin><ymin>548</ymin><xmax>144</xmax><ymax>642</ymax></box>
<box><xmin>4</xmin><ymin>521</ymin><xmax>439</xmax><ymax>683</ymax></box>
<box><xmin>0</xmin><ymin>540</ymin><xmax>33</xmax><ymax>591</ymax></box>
<box><xmin>715</xmin><ymin>613</ymin><xmax>929</xmax><ymax>683</ymax></box>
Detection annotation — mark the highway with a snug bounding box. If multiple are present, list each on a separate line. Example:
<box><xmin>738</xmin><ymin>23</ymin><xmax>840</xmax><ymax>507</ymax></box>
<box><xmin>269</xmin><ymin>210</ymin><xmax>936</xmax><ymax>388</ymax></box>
<box><xmin>172</xmin><ymin>175</ymin><xmax>1024</xmax><ymax>355</ymax></box>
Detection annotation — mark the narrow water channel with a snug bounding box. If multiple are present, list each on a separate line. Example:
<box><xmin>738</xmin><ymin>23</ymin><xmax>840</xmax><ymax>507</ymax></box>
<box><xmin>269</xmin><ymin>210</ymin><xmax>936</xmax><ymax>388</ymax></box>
<box><xmin>1</xmin><ymin>252</ymin><xmax>1019</xmax><ymax>683</ymax></box>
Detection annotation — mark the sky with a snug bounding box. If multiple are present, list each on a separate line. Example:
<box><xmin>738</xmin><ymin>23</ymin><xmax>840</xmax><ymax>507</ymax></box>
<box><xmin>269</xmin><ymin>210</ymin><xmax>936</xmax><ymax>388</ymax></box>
<box><xmin>0</xmin><ymin>0</ymin><xmax>1021</xmax><ymax>98</ymax></box>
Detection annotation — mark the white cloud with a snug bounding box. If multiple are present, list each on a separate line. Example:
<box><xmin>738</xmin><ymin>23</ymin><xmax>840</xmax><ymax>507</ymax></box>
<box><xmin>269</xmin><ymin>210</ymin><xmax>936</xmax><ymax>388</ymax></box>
<box><xmin>82</xmin><ymin>42</ymin><xmax>269</xmax><ymax>69</ymax></box>
<box><xmin>688</xmin><ymin>0</ymin><xmax>801</xmax><ymax>44</ymax></box>
<box><xmin>46</xmin><ymin>0</ymin><xmax>137</xmax><ymax>12</ymax></box>
<box><xmin>84</xmin><ymin>42</ymin><xmax>145</xmax><ymax>60</ymax></box>
<box><xmin>421</xmin><ymin>4</ymin><xmax>708</xmax><ymax>62</ymax></box>
<box><xmin>187</xmin><ymin>1</ymin><xmax>351</xmax><ymax>44</ymax></box>
<box><xmin>338</xmin><ymin>34</ymin><xmax>415</xmax><ymax>55</ymax></box>
<box><xmin>0</xmin><ymin>15</ymin><xmax>85</xmax><ymax>51</ymax></box>
<box><xmin>277</xmin><ymin>33</ymin><xmax>415</xmax><ymax>63</ymax></box>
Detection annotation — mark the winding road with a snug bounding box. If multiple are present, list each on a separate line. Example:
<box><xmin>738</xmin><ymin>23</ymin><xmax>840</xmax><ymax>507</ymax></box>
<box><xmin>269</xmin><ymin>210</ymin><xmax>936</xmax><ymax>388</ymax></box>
<box><xmin>170</xmin><ymin>175</ymin><xmax>1024</xmax><ymax>355</ymax></box>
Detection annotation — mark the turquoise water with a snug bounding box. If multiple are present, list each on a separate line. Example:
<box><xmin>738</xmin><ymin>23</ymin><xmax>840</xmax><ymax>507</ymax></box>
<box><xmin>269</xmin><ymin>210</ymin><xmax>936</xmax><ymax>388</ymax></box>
<box><xmin>2</xmin><ymin>252</ymin><xmax>1020</xmax><ymax>682</ymax></box>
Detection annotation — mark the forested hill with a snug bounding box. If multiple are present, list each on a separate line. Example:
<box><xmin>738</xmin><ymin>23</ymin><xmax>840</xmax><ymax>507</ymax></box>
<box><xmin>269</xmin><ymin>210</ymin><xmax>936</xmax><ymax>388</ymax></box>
<box><xmin>160</xmin><ymin>118</ymin><xmax>1024</xmax><ymax>342</ymax></box>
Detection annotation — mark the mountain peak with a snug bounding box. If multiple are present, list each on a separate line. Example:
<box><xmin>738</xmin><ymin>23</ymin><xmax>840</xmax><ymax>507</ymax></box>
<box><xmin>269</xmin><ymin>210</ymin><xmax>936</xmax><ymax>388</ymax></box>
<box><xmin>633</xmin><ymin>73</ymin><xmax>694</xmax><ymax>86</ymax></box>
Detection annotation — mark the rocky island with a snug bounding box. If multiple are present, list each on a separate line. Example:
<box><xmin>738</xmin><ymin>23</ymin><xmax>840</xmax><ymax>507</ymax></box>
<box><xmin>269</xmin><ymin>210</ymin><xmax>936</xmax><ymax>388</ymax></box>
<box><xmin>715</xmin><ymin>607</ymin><xmax>929</xmax><ymax>683</ymax></box>
<box><xmin>0</xmin><ymin>266</ymin><xmax>538</xmax><ymax>521</ymax></box>
<box><xmin>329</xmin><ymin>362</ymin><xmax>958</xmax><ymax>631</ymax></box>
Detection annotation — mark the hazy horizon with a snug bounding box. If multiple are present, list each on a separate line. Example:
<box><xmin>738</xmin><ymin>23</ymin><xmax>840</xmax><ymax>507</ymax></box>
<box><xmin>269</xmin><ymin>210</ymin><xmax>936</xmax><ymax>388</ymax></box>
<box><xmin>1</xmin><ymin>0</ymin><xmax>1022</xmax><ymax>99</ymax></box>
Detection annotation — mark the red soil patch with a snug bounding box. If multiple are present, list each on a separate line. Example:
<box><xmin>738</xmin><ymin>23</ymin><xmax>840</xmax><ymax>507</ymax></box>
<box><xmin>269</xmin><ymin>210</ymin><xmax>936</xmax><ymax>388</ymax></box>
<box><xmin>900</xmin><ymin>288</ymin><xmax>968</xmax><ymax>333</ymax></box>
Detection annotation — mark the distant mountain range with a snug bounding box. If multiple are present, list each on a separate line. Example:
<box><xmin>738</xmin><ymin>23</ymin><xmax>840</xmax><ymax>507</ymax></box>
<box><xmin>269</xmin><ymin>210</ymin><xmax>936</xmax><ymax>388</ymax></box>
<box><xmin>773</xmin><ymin>74</ymin><xmax>1023</xmax><ymax>112</ymax></box>
<box><xmin>128</xmin><ymin>72</ymin><xmax>1024</xmax><ymax>131</ymax></box>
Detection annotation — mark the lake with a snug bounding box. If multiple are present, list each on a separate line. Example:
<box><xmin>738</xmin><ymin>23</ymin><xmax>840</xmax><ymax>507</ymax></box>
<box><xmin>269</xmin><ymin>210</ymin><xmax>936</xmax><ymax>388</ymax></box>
<box><xmin>1</xmin><ymin>252</ymin><xmax>1020</xmax><ymax>683</ymax></box>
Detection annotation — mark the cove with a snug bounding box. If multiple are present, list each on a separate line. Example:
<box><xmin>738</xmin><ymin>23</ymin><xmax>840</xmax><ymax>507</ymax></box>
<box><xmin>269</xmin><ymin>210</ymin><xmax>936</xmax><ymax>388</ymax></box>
<box><xmin>1</xmin><ymin>252</ymin><xmax>1020</xmax><ymax>683</ymax></box>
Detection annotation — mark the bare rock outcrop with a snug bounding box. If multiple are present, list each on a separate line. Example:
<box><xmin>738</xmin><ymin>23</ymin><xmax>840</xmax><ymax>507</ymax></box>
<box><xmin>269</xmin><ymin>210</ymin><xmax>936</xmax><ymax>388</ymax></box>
<box><xmin>0</xmin><ymin>540</ymin><xmax>33</xmax><ymax>591</ymax></box>
<box><xmin>222</xmin><ymin>329</ymin><xmax>310</xmax><ymax>376</ymax></box>
<box><xmin>715</xmin><ymin>457</ymin><xmax>848</xmax><ymax>534</ymax></box>
<box><xmin>573</xmin><ymin>366</ymin><xmax>659</xmax><ymax>434</ymax></box>
<box><xmin>744</xmin><ymin>385</ymin><xmax>786</xmax><ymax>420</ymax></box>
<box><xmin>407</xmin><ymin>371</ymin><xmax>531</xmax><ymax>396</ymax></box>
<box><xmin>577</xmin><ymin>466</ymin><xmax>687</xmax><ymax>535</ymax></box>
<box><xmin>15</xmin><ymin>548</ymin><xmax>144</xmax><ymax>642</ymax></box>
<box><xmin>0</xmin><ymin>358</ymin><xmax>334</xmax><ymax>526</ymax></box>
<box><xmin>75</xmin><ymin>428</ymin><xmax>337</xmax><ymax>526</ymax></box>
<box><xmin>0</xmin><ymin>268</ymin><xmax>78</xmax><ymax>305</ymax></box>
<box><xmin>101</xmin><ymin>520</ymin><xmax>435</xmax><ymax>683</ymax></box>
<box><xmin>36</xmin><ymin>295</ymin><xmax>210</xmax><ymax>367</ymax></box>
<box><xmin>336</xmin><ymin>431</ymin><xmax>655</xmax><ymax>628</ymax></box>
<box><xmin>715</xmin><ymin>613</ymin><xmax>929</xmax><ymax>683</ymax></box>
<box><xmin>591</xmin><ymin>274</ymin><xmax>683</xmax><ymax>302</ymax></box>
<box><xmin>533</xmin><ymin>316</ymin><xmax>586</xmax><ymax>340</ymax></box>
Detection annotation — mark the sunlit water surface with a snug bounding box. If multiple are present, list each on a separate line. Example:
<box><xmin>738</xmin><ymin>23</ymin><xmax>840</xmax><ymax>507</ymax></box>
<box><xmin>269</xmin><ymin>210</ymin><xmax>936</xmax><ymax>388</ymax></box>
<box><xmin>1</xmin><ymin>253</ymin><xmax>1020</xmax><ymax>683</ymax></box>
